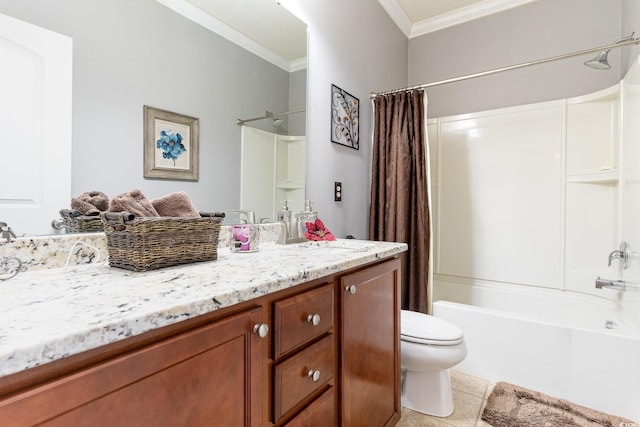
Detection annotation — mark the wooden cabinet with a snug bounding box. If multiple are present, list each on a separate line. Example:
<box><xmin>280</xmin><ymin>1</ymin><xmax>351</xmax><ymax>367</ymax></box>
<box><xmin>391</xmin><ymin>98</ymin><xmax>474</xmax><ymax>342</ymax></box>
<box><xmin>284</xmin><ymin>387</ymin><xmax>335</xmax><ymax>427</ymax></box>
<box><xmin>273</xmin><ymin>336</ymin><xmax>334</xmax><ymax>422</ymax></box>
<box><xmin>271</xmin><ymin>283</ymin><xmax>336</xmax><ymax>425</ymax></box>
<box><xmin>339</xmin><ymin>258</ymin><xmax>401</xmax><ymax>427</ymax></box>
<box><xmin>0</xmin><ymin>258</ymin><xmax>401</xmax><ymax>427</ymax></box>
<box><xmin>0</xmin><ymin>307</ymin><xmax>266</xmax><ymax>427</ymax></box>
<box><xmin>272</xmin><ymin>283</ymin><xmax>334</xmax><ymax>359</ymax></box>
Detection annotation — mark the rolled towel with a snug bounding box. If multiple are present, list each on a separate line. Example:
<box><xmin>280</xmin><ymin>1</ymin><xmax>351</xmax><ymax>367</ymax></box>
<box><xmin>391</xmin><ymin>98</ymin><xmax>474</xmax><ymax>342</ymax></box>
<box><xmin>108</xmin><ymin>189</ymin><xmax>159</xmax><ymax>217</ymax></box>
<box><xmin>151</xmin><ymin>191</ymin><xmax>200</xmax><ymax>218</ymax></box>
<box><xmin>71</xmin><ymin>191</ymin><xmax>110</xmax><ymax>216</ymax></box>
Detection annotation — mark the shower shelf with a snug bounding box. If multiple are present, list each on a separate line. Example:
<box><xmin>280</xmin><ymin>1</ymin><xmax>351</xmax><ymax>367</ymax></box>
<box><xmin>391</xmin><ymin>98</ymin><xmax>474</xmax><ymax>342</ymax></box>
<box><xmin>277</xmin><ymin>181</ymin><xmax>305</xmax><ymax>190</ymax></box>
<box><xmin>565</xmin><ymin>170</ymin><xmax>619</xmax><ymax>184</ymax></box>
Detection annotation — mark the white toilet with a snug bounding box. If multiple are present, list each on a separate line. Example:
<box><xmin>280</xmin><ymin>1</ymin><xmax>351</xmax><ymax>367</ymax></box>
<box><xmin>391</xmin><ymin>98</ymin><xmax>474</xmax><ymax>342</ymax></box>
<box><xmin>400</xmin><ymin>309</ymin><xmax>467</xmax><ymax>417</ymax></box>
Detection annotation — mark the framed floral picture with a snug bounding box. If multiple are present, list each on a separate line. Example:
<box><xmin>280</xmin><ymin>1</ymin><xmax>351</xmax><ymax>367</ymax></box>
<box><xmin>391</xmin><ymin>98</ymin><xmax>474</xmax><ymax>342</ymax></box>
<box><xmin>143</xmin><ymin>105</ymin><xmax>199</xmax><ymax>180</ymax></box>
<box><xmin>331</xmin><ymin>84</ymin><xmax>359</xmax><ymax>150</ymax></box>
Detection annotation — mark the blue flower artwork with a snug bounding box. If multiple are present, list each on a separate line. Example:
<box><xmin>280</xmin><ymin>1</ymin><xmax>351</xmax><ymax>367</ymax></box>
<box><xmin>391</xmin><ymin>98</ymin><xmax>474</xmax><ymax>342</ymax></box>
<box><xmin>144</xmin><ymin>106</ymin><xmax>199</xmax><ymax>180</ymax></box>
<box><xmin>156</xmin><ymin>129</ymin><xmax>186</xmax><ymax>166</ymax></box>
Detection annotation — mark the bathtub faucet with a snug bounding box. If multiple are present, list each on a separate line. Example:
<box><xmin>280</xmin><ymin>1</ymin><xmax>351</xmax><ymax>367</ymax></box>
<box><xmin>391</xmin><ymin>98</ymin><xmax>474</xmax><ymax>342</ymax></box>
<box><xmin>608</xmin><ymin>249</ymin><xmax>626</xmax><ymax>268</ymax></box>
<box><xmin>607</xmin><ymin>241</ymin><xmax>638</xmax><ymax>269</ymax></box>
<box><xmin>595</xmin><ymin>277</ymin><xmax>639</xmax><ymax>292</ymax></box>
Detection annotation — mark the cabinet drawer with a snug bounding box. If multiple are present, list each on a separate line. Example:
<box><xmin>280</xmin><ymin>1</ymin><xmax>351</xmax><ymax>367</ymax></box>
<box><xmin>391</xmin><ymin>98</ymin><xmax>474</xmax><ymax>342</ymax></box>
<box><xmin>284</xmin><ymin>386</ymin><xmax>335</xmax><ymax>427</ymax></box>
<box><xmin>273</xmin><ymin>335</ymin><xmax>333</xmax><ymax>423</ymax></box>
<box><xmin>273</xmin><ymin>284</ymin><xmax>334</xmax><ymax>358</ymax></box>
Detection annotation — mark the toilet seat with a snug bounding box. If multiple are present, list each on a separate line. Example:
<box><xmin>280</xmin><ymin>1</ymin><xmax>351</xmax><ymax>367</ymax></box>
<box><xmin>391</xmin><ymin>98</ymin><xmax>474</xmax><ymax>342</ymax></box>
<box><xmin>401</xmin><ymin>310</ymin><xmax>464</xmax><ymax>346</ymax></box>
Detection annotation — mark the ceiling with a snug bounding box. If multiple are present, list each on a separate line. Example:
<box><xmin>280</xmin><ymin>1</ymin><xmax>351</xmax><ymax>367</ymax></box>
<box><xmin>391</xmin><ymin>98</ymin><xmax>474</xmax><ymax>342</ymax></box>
<box><xmin>156</xmin><ymin>0</ymin><xmax>537</xmax><ymax>71</ymax></box>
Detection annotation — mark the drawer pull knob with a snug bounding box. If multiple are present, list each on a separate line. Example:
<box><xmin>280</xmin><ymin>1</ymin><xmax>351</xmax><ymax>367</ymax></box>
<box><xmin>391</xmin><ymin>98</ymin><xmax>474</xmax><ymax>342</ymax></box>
<box><xmin>345</xmin><ymin>285</ymin><xmax>357</xmax><ymax>294</ymax></box>
<box><xmin>307</xmin><ymin>369</ymin><xmax>321</xmax><ymax>382</ymax></box>
<box><xmin>307</xmin><ymin>313</ymin><xmax>321</xmax><ymax>326</ymax></box>
<box><xmin>252</xmin><ymin>323</ymin><xmax>269</xmax><ymax>338</ymax></box>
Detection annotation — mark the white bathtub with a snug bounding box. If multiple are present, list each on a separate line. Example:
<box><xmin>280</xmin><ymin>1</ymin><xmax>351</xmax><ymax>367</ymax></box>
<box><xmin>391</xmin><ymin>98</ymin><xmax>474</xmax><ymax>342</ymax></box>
<box><xmin>433</xmin><ymin>280</ymin><xmax>640</xmax><ymax>422</ymax></box>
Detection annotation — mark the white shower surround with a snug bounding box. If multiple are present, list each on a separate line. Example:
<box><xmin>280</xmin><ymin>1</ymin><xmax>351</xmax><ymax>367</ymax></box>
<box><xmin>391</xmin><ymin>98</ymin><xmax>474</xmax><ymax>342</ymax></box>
<box><xmin>430</xmin><ymin>57</ymin><xmax>640</xmax><ymax>422</ymax></box>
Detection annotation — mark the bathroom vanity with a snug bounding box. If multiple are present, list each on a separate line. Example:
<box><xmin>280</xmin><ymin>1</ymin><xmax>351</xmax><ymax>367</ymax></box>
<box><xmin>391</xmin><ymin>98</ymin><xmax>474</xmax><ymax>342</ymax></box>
<box><xmin>0</xmin><ymin>239</ymin><xmax>406</xmax><ymax>426</ymax></box>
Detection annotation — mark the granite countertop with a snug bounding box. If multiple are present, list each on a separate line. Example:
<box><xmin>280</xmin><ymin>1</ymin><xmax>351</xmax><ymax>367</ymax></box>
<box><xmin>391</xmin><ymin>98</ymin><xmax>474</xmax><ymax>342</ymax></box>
<box><xmin>0</xmin><ymin>239</ymin><xmax>407</xmax><ymax>378</ymax></box>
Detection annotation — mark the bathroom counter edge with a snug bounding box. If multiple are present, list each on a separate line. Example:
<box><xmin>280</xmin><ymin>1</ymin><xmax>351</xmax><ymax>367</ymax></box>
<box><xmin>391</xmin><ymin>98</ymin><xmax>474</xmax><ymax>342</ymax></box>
<box><xmin>0</xmin><ymin>239</ymin><xmax>407</xmax><ymax>378</ymax></box>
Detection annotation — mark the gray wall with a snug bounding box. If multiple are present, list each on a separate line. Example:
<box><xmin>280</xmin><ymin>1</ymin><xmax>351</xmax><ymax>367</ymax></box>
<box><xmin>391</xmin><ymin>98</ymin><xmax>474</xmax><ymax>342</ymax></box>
<box><xmin>0</xmin><ymin>0</ymin><xmax>295</xmax><ymax>216</ymax></box>
<box><xmin>409</xmin><ymin>0</ymin><xmax>634</xmax><ymax>118</ymax></box>
<box><xmin>295</xmin><ymin>0</ymin><xmax>408</xmax><ymax>239</ymax></box>
<box><xmin>288</xmin><ymin>69</ymin><xmax>306</xmax><ymax>136</ymax></box>
<box><xmin>622</xmin><ymin>0</ymin><xmax>640</xmax><ymax>71</ymax></box>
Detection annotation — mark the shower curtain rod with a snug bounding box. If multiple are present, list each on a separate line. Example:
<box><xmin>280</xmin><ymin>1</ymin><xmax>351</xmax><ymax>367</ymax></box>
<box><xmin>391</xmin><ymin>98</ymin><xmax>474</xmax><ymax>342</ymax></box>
<box><xmin>236</xmin><ymin>108</ymin><xmax>306</xmax><ymax>125</ymax></box>
<box><xmin>370</xmin><ymin>36</ymin><xmax>640</xmax><ymax>98</ymax></box>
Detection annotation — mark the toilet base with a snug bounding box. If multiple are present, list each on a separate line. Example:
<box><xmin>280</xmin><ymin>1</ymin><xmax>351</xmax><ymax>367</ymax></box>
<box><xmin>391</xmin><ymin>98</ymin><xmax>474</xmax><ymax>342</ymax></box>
<box><xmin>401</xmin><ymin>368</ymin><xmax>454</xmax><ymax>417</ymax></box>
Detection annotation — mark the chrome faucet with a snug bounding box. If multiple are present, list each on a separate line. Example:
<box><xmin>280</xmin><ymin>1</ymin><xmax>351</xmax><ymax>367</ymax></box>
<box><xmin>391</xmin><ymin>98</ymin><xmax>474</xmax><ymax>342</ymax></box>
<box><xmin>595</xmin><ymin>277</ymin><xmax>639</xmax><ymax>292</ymax></box>
<box><xmin>276</xmin><ymin>216</ymin><xmax>306</xmax><ymax>245</ymax></box>
<box><xmin>232</xmin><ymin>210</ymin><xmax>255</xmax><ymax>224</ymax></box>
<box><xmin>595</xmin><ymin>277</ymin><xmax>628</xmax><ymax>291</ymax></box>
<box><xmin>607</xmin><ymin>241</ymin><xmax>640</xmax><ymax>269</ymax></box>
<box><xmin>0</xmin><ymin>222</ymin><xmax>16</xmax><ymax>244</ymax></box>
<box><xmin>608</xmin><ymin>243</ymin><xmax>627</xmax><ymax>268</ymax></box>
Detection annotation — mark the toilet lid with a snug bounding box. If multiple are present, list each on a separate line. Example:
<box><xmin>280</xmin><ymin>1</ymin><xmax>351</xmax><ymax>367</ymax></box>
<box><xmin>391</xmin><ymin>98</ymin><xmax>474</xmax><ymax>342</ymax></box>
<box><xmin>401</xmin><ymin>310</ymin><xmax>464</xmax><ymax>345</ymax></box>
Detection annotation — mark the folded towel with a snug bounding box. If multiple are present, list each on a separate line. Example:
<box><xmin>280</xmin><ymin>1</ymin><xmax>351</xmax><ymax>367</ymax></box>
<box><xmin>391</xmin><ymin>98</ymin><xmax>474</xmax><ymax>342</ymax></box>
<box><xmin>151</xmin><ymin>191</ymin><xmax>200</xmax><ymax>218</ymax></box>
<box><xmin>71</xmin><ymin>191</ymin><xmax>110</xmax><ymax>216</ymax></box>
<box><xmin>108</xmin><ymin>189</ymin><xmax>159</xmax><ymax>217</ymax></box>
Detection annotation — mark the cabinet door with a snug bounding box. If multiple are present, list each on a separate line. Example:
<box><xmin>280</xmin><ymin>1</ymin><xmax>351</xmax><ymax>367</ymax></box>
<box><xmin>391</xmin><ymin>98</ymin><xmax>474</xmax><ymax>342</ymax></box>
<box><xmin>340</xmin><ymin>258</ymin><xmax>401</xmax><ymax>427</ymax></box>
<box><xmin>0</xmin><ymin>307</ymin><xmax>266</xmax><ymax>427</ymax></box>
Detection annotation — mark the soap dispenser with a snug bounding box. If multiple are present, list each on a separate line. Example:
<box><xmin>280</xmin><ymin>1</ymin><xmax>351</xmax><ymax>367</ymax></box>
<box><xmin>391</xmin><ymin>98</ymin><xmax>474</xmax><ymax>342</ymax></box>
<box><xmin>297</xmin><ymin>200</ymin><xmax>318</xmax><ymax>237</ymax></box>
<box><xmin>276</xmin><ymin>200</ymin><xmax>293</xmax><ymax>238</ymax></box>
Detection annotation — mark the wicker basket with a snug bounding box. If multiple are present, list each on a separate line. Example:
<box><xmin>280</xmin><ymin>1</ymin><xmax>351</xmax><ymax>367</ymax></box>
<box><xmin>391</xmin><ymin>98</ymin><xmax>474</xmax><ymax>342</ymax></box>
<box><xmin>60</xmin><ymin>209</ymin><xmax>104</xmax><ymax>233</ymax></box>
<box><xmin>101</xmin><ymin>212</ymin><xmax>223</xmax><ymax>271</ymax></box>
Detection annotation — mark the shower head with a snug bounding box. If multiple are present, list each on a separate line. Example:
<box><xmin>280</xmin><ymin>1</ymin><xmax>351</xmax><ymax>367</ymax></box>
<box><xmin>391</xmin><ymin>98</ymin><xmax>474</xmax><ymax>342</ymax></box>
<box><xmin>272</xmin><ymin>117</ymin><xmax>284</xmax><ymax>127</ymax></box>
<box><xmin>584</xmin><ymin>50</ymin><xmax>611</xmax><ymax>70</ymax></box>
<box><xmin>584</xmin><ymin>32</ymin><xmax>636</xmax><ymax>70</ymax></box>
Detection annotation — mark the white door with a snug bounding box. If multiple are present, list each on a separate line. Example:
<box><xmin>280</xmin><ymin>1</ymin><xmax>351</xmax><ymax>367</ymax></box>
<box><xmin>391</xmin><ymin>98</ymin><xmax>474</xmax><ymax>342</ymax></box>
<box><xmin>0</xmin><ymin>13</ymin><xmax>72</xmax><ymax>236</ymax></box>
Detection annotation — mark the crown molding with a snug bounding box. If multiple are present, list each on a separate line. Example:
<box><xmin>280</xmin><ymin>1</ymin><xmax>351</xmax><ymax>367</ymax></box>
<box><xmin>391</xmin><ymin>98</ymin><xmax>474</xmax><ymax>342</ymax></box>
<box><xmin>412</xmin><ymin>0</ymin><xmax>537</xmax><ymax>37</ymax></box>
<box><xmin>155</xmin><ymin>0</ymin><xmax>305</xmax><ymax>72</ymax></box>
<box><xmin>380</xmin><ymin>0</ymin><xmax>538</xmax><ymax>39</ymax></box>
<box><xmin>290</xmin><ymin>57</ymin><xmax>308</xmax><ymax>73</ymax></box>
<box><xmin>377</xmin><ymin>0</ymin><xmax>413</xmax><ymax>38</ymax></box>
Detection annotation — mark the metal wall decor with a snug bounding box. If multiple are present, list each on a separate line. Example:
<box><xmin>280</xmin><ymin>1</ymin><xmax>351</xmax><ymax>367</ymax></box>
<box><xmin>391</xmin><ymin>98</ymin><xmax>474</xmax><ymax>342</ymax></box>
<box><xmin>331</xmin><ymin>84</ymin><xmax>359</xmax><ymax>150</ymax></box>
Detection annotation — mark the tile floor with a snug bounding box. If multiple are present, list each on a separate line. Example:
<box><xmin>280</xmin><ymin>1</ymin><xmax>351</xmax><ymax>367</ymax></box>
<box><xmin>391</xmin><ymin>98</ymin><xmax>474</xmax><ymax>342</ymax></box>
<box><xmin>396</xmin><ymin>370</ymin><xmax>495</xmax><ymax>427</ymax></box>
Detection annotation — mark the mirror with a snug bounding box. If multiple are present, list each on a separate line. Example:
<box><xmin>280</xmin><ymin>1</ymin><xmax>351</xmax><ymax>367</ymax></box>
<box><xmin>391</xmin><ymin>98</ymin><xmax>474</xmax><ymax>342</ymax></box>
<box><xmin>0</xmin><ymin>0</ymin><xmax>307</xmax><ymax>236</ymax></box>
<box><xmin>240</xmin><ymin>126</ymin><xmax>305</xmax><ymax>223</ymax></box>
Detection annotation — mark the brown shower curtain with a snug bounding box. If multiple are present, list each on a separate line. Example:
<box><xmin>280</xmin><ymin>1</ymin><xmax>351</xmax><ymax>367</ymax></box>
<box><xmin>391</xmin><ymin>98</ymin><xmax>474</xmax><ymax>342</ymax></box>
<box><xmin>369</xmin><ymin>90</ymin><xmax>430</xmax><ymax>313</ymax></box>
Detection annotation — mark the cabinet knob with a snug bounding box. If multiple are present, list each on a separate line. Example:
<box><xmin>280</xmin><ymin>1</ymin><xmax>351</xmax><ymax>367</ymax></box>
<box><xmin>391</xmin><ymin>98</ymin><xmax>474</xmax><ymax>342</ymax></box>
<box><xmin>252</xmin><ymin>323</ymin><xmax>269</xmax><ymax>338</ymax></box>
<box><xmin>307</xmin><ymin>369</ymin><xmax>321</xmax><ymax>382</ymax></box>
<box><xmin>306</xmin><ymin>313</ymin><xmax>321</xmax><ymax>326</ymax></box>
<box><xmin>345</xmin><ymin>285</ymin><xmax>357</xmax><ymax>295</ymax></box>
